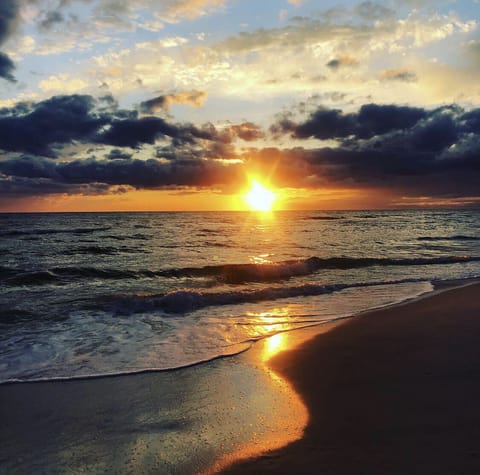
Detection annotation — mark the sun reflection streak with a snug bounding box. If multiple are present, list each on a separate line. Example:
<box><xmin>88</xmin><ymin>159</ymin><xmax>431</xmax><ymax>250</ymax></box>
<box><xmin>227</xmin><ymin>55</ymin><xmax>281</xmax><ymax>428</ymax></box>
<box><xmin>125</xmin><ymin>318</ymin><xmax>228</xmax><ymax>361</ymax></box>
<box><xmin>244</xmin><ymin>308</ymin><xmax>293</xmax><ymax>362</ymax></box>
<box><xmin>203</xmin><ymin>307</ymin><xmax>309</xmax><ymax>474</ymax></box>
<box><xmin>249</xmin><ymin>253</ymin><xmax>272</xmax><ymax>264</ymax></box>
<box><xmin>263</xmin><ymin>332</ymin><xmax>286</xmax><ymax>361</ymax></box>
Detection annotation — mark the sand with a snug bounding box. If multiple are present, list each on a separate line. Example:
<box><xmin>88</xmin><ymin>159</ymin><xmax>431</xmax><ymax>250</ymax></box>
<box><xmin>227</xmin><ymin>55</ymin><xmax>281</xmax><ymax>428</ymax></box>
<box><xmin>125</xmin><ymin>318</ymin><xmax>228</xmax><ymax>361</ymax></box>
<box><xmin>223</xmin><ymin>283</ymin><xmax>480</xmax><ymax>474</ymax></box>
<box><xmin>2</xmin><ymin>283</ymin><xmax>479</xmax><ymax>474</ymax></box>
<box><xmin>0</xmin><ymin>327</ymin><xmax>305</xmax><ymax>474</ymax></box>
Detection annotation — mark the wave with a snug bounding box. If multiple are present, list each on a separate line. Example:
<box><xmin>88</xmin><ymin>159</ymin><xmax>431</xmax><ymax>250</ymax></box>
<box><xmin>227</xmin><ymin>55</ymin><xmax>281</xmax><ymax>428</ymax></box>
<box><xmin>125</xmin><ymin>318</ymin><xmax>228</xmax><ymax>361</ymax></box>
<box><xmin>3</xmin><ymin>267</ymin><xmax>138</xmax><ymax>286</ymax></box>
<box><xmin>0</xmin><ymin>346</ymin><xmax>253</xmax><ymax>385</ymax></box>
<box><xmin>417</xmin><ymin>235</ymin><xmax>480</xmax><ymax>242</ymax></box>
<box><xmin>157</xmin><ymin>255</ymin><xmax>480</xmax><ymax>284</ymax></box>
<box><xmin>64</xmin><ymin>245</ymin><xmax>142</xmax><ymax>256</ymax></box>
<box><xmin>3</xmin><ymin>255</ymin><xmax>479</xmax><ymax>286</ymax></box>
<box><xmin>0</xmin><ymin>226</ymin><xmax>112</xmax><ymax>238</ymax></box>
<box><xmin>98</xmin><ymin>278</ymin><xmax>425</xmax><ymax>315</ymax></box>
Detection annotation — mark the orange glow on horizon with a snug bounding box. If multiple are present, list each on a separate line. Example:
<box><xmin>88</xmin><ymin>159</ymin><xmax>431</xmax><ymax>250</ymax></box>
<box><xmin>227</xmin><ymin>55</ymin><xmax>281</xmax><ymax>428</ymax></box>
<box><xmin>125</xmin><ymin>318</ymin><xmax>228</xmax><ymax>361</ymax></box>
<box><xmin>0</xmin><ymin>185</ymin><xmax>462</xmax><ymax>213</ymax></box>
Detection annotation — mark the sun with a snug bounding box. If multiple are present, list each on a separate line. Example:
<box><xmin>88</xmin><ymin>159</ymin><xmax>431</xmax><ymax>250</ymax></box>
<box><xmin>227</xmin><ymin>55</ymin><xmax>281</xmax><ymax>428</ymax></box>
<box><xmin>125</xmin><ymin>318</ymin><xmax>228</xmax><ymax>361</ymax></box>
<box><xmin>245</xmin><ymin>180</ymin><xmax>276</xmax><ymax>211</ymax></box>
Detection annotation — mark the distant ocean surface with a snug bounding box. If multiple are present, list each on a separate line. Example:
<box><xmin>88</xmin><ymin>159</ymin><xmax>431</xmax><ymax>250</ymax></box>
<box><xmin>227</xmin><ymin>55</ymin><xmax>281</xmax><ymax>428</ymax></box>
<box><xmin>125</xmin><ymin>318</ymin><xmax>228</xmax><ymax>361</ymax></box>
<box><xmin>1</xmin><ymin>210</ymin><xmax>479</xmax><ymax>383</ymax></box>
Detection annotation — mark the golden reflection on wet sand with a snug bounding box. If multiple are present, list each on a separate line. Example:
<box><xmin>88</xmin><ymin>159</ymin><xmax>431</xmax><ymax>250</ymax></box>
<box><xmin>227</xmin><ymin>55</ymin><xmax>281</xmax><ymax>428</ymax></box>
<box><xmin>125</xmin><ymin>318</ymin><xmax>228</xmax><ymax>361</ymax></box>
<box><xmin>202</xmin><ymin>310</ymin><xmax>310</xmax><ymax>474</ymax></box>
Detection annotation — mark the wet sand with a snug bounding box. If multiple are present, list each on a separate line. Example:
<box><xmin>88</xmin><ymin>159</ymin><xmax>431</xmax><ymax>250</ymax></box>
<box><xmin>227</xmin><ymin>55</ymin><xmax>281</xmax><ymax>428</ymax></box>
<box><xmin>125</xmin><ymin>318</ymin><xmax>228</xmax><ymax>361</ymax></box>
<box><xmin>0</xmin><ymin>327</ymin><xmax>306</xmax><ymax>474</ymax></box>
<box><xmin>223</xmin><ymin>283</ymin><xmax>480</xmax><ymax>474</ymax></box>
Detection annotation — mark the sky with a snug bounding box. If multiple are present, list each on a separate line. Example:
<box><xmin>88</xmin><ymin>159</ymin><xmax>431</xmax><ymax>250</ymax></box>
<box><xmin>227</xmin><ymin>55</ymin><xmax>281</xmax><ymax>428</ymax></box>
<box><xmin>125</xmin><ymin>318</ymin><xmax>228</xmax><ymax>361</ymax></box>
<box><xmin>0</xmin><ymin>0</ymin><xmax>479</xmax><ymax>211</ymax></box>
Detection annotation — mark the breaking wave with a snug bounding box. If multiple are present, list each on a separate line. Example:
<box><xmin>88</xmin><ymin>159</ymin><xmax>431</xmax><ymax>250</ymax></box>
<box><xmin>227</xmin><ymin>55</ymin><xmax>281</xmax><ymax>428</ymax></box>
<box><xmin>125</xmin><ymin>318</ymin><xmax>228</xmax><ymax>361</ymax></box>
<box><xmin>97</xmin><ymin>278</ymin><xmax>426</xmax><ymax>315</ymax></box>
<box><xmin>3</xmin><ymin>255</ymin><xmax>479</xmax><ymax>286</ymax></box>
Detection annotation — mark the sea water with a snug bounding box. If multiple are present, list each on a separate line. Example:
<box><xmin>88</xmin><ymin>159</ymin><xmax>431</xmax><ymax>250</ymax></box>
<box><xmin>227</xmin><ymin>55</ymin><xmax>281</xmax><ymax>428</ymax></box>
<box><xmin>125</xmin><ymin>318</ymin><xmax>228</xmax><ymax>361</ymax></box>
<box><xmin>1</xmin><ymin>210</ymin><xmax>479</xmax><ymax>383</ymax></box>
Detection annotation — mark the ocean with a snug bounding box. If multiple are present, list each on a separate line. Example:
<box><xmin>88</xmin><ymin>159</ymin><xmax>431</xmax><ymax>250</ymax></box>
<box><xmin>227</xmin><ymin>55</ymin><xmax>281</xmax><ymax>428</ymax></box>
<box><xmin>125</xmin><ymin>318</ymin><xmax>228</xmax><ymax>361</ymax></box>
<box><xmin>1</xmin><ymin>210</ymin><xmax>479</xmax><ymax>384</ymax></box>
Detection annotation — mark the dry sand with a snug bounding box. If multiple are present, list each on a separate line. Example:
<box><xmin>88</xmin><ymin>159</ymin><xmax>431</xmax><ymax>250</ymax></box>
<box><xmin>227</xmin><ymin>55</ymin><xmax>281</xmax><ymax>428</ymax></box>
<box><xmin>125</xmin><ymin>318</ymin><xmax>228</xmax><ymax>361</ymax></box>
<box><xmin>223</xmin><ymin>283</ymin><xmax>480</xmax><ymax>474</ymax></box>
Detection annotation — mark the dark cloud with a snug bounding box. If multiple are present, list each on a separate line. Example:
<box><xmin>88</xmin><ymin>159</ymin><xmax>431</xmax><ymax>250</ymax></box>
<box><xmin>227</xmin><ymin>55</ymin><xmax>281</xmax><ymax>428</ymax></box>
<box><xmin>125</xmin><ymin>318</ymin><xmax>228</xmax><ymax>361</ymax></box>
<box><xmin>356</xmin><ymin>104</ymin><xmax>427</xmax><ymax>138</ymax></box>
<box><xmin>265</xmin><ymin>103</ymin><xmax>480</xmax><ymax>198</ymax></box>
<box><xmin>139</xmin><ymin>91</ymin><xmax>207</xmax><ymax>113</ymax></box>
<box><xmin>1</xmin><ymin>95</ymin><xmax>479</xmax><ymax>203</ymax></box>
<box><xmin>0</xmin><ymin>94</ymin><xmax>221</xmax><ymax>156</ymax></box>
<box><xmin>0</xmin><ymin>173</ymin><xmax>115</xmax><ymax>196</ymax></box>
<box><xmin>273</xmin><ymin>103</ymin><xmax>427</xmax><ymax>140</ymax></box>
<box><xmin>0</xmin><ymin>51</ymin><xmax>15</xmax><ymax>82</ymax></box>
<box><xmin>0</xmin><ymin>155</ymin><xmax>243</xmax><ymax>195</ymax></box>
<box><xmin>0</xmin><ymin>0</ymin><xmax>18</xmax><ymax>44</ymax></box>
<box><xmin>98</xmin><ymin>117</ymin><xmax>179</xmax><ymax>148</ymax></box>
<box><xmin>0</xmin><ymin>0</ymin><xmax>19</xmax><ymax>81</ymax></box>
<box><xmin>326</xmin><ymin>56</ymin><xmax>357</xmax><ymax>70</ymax></box>
<box><xmin>461</xmin><ymin>109</ymin><xmax>480</xmax><ymax>133</ymax></box>
<box><xmin>105</xmin><ymin>149</ymin><xmax>133</xmax><ymax>160</ymax></box>
<box><xmin>0</xmin><ymin>95</ymin><xmax>106</xmax><ymax>156</ymax></box>
<box><xmin>139</xmin><ymin>95</ymin><xmax>168</xmax><ymax>114</ymax></box>
<box><xmin>326</xmin><ymin>59</ymin><xmax>341</xmax><ymax>69</ymax></box>
<box><xmin>39</xmin><ymin>10</ymin><xmax>65</xmax><ymax>29</ymax></box>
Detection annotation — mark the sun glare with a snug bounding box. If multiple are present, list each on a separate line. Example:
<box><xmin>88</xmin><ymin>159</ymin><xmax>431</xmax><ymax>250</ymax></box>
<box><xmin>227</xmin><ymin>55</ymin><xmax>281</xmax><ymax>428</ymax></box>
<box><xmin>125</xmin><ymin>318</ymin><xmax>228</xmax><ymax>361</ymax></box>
<box><xmin>245</xmin><ymin>180</ymin><xmax>276</xmax><ymax>211</ymax></box>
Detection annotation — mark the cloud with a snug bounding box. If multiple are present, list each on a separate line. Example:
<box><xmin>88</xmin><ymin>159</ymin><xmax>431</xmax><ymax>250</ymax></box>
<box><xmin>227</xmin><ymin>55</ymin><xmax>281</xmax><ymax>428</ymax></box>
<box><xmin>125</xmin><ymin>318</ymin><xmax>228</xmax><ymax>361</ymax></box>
<box><xmin>0</xmin><ymin>0</ymin><xmax>19</xmax><ymax>81</ymax></box>
<box><xmin>381</xmin><ymin>68</ymin><xmax>417</xmax><ymax>82</ymax></box>
<box><xmin>139</xmin><ymin>90</ymin><xmax>207</xmax><ymax>113</ymax></box>
<box><xmin>326</xmin><ymin>56</ymin><xmax>358</xmax><ymax>70</ymax></box>
<box><xmin>38</xmin><ymin>10</ymin><xmax>65</xmax><ymax>30</ymax></box>
<box><xmin>158</xmin><ymin>0</ymin><xmax>226</xmax><ymax>23</ymax></box>
<box><xmin>266</xmin><ymin>103</ymin><xmax>480</xmax><ymax>198</ymax></box>
<box><xmin>354</xmin><ymin>2</ymin><xmax>395</xmax><ymax>21</ymax></box>
<box><xmin>0</xmin><ymin>0</ymin><xmax>19</xmax><ymax>45</ymax></box>
<box><xmin>0</xmin><ymin>95</ymin><xmax>106</xmax><ymax>156</ymax></box>
<box><xmin>217</xmin><ymin>9</ymin><xmax>474</xmax><ymax>56</ymax></box>
<box><xmin>0</xmin><ymin>154</ymin><xmax>243</xmax><ymax>196</ymax></box>
<box><xmin>228</xmin><ymin>122</ymin><xmax>265</xmax><ymax>141</ymax></box>
<box><xmin>88</xmin><ymin>0</ymin><xmax>226</xmax><ymax>28</ymax></box>
<box><xmin>68</xmin><ymin>4</ymin><xmax>476</xmax><ymax>108</ymax></box>
<box><xmin>0</xmin><ymin>93</ymin><xmax>478</xmax><ymax>203</ymax></box>
<box><xmin>105</xmin><ymin>148</ymin><xmax>133</xmax><ymax>160</ymax></box>
<box><xmin>272</xmin><ymin>103</ymin><xmax>427</xmax><ymax>140</ymax></box>
<box><xmin>39</xmin><ymin>74</ymin><xmax>89</xmax><ymax>93</ymax></box>
<box><xmin>0</xmin><ymin>51</ymin><xmax>15</xmax><ymax>81</ymax></box>
<box><xmin>1</xmin><ymin>0</ymin><xmax>223</xmax><ymax>67</ymax></box>
<box><xmin>0</xmin><ymin>93</ymin><xmax>230</xmax><ymax>156</ymax></box>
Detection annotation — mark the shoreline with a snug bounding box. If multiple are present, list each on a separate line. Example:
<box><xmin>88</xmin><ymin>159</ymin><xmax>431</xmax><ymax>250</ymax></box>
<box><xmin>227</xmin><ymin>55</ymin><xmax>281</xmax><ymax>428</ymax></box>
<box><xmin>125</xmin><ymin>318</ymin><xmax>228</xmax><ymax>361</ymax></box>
<box><xmin>222</xmin><ymin>281</ymin><xmax>480</xmax><ymax>474</ymax></box>
<box><xmin>1</xmin><ymin>280</ymin><xmax>479</xmax><ymax>474</ymax></box>
<box><xmin>0</xmin><ymin>316</ymin><xmax>309</xmax><ymax>474</ymax></box>
<box><xmin>1</xmin><ymin>277</ymin><xmax>450</xmax><ymax>387</ymax></box>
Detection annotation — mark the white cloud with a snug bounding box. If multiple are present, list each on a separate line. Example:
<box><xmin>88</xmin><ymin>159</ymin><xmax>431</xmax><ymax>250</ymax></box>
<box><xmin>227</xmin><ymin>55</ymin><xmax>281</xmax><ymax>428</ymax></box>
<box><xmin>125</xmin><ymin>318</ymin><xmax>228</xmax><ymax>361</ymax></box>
<box><xmin>0</xmin><ymin>93</ymin><xmax>39</xmax><ymax>108</ymax></box>
<box><xmin>79</xmin><ymin>8</ymin><xmax>478</xmax><ymax>109</ymax></box>
<box><xmin>4</xmin><ymin>2</ymin><xmax>479</xmax><ymax>114</ymax></box>
<box><xmin>39</xmin><ymin>74</ymin><xmax>89</xmax><ymax>93</ymax></box>
<box><xmin>137</xmin><ymin>37</ymin><xmax>189</xmax><ymax>49</ymax></box>
<box><xmin>5</xmin><ymin>35</ymin><xmax>35</xmax><ymax>60</ymax></box>
<box><xmin>157</xmin><ymin>0</ymin><xmax>226</xmax><ymax>23</ymax></box>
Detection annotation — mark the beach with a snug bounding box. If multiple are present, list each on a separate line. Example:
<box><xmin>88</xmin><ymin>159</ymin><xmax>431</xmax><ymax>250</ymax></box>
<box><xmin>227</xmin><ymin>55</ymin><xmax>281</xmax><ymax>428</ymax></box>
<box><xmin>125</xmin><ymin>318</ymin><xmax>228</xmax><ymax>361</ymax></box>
<box><xmin>224</xmin><ymin>282</ymin><xmax>480</xmax><ymax>474</ymax></box>
<box><xmin>1</xmin><ymin>283</ymin><xmax>479</xmax><ymax>474</ymax></box>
